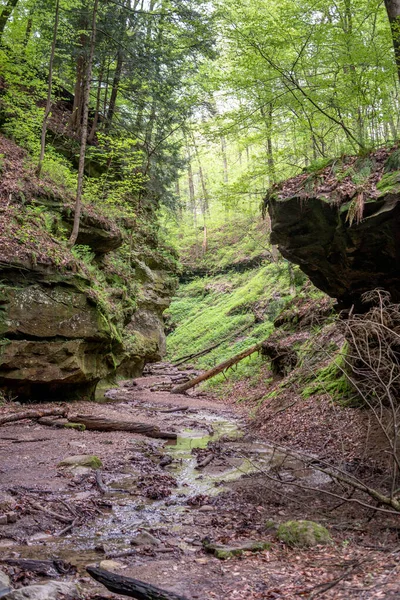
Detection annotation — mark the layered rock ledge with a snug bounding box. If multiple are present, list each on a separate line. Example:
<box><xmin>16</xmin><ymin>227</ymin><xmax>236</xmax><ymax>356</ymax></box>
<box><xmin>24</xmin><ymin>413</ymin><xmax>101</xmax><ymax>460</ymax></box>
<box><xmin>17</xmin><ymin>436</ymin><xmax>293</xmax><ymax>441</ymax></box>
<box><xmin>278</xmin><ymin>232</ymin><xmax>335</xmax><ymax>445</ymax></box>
<box><xmin>266</xmin><ymin>148</ymin><xmax>400</xmax><ymax>308</ymax></box>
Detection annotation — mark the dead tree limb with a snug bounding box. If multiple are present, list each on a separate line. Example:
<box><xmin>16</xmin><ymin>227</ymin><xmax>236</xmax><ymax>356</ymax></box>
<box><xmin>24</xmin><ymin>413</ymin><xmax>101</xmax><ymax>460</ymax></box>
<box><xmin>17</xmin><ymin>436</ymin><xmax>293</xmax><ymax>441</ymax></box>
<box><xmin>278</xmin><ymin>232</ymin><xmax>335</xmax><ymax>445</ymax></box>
<box><xmin>87</xmin><ymin>566</ymin><xmax>190</xmax><ymax>600</ymax></box>
<box><xmin>69</xmin><ymin>415</ymin><xmax>177</xmax><ymax>440</ymax></box>
<box><xmin>29</xmin><ymin>501</ymin><xmax>72</xmax><ymax>524</ymax></box>
<box><xmin>171</xmin><ymin>343</ymin><xmax>262</xmax><ymax>394</ymax></box>
<box><xmin>0</xmin><ymin>408</ymin><xmax>67</xmax><ymax>426</ymax></box>
<box><xmin>173</xmin><ymin>323</ymin><xmax>253</xmax><ymax>366</ymax></box>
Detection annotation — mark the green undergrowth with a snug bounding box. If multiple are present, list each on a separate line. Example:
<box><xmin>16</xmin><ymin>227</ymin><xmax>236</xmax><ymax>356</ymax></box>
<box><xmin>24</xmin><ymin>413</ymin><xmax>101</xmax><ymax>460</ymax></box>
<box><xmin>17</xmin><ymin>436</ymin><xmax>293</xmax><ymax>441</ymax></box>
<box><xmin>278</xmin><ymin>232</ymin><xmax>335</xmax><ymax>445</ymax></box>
<box><xmin>301</xmin><ymin>344</ymin><xmax>359</xmax><ymax>406</ymax></box>
<box><xmin>166</xmin><ymin>261</ymin><xmax>297</xmax><ymax>371</ymax></box>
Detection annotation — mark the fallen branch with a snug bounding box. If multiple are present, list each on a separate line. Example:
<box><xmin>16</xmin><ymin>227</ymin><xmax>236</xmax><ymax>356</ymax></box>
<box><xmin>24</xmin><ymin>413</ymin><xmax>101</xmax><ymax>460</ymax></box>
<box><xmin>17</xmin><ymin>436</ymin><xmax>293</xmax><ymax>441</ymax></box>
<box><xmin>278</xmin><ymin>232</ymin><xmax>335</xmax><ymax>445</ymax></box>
<box><xmin>173</xmin><ymin>323</ymin><xmax>253</xmax><ymax>366</ymax></box>
<box><xmin>171</xmin><ymin>343</ymin><xmax>262</xmax><ymax>394</ymax></box>
<box><xmin>0</xmin><ymin>558</ymin><xmax>73</xmax><ymax>576</ymax></box>
<box><xmin>87</xmin><ymin>566</ymin><xmax>190</xmax><ymax>600</ymax></box>
<box><xmin>69</xmin><ymin>415</ymin><xmax>177</xmax><ymax>440</ymax></box>
<box><xmin>29</xmin><ymin>501</ymin><xmax>72</xmax><ymax>524</ymax></box>
<box><xmin>95</xmin><ymin>470</ymin><xmax>109</xmax><ymax>494</ymax></box>
<box><xmin>0</xmin><ymin>408</ymin><xmax>67</xmax><ymax>426</ymax></box>
<box><xmin>196</xmin><ymin>454</ymin><xmax>214</xmax><ymax>469</ymax></box>
<box><xmin>56</xmin><ymin>518</ymin><xmax>79</xmax><ymax>537</ymax></box>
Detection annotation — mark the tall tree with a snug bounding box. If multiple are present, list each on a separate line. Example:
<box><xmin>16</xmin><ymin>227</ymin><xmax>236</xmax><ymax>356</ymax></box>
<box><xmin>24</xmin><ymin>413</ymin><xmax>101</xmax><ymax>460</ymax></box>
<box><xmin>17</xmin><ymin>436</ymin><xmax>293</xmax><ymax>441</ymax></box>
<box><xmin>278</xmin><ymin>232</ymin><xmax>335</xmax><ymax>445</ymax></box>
<box><xmin>69</xmin><ymin>0</ymin><xmax>99</xmax><ymax>247</ymax></box>
<box><xmin>37</xmin><ymin>0</ymin><xmax>60</xmax><ymax>176</ymax></box>
<box><xmin>0</xmin><ymin>0</ymin><xmax>19</xmax><ymax>41</ymax></box>
<box><xmin>384</xmin><ymin>0</ymin><xmax>400</xmax><ymax>82</ymax></box>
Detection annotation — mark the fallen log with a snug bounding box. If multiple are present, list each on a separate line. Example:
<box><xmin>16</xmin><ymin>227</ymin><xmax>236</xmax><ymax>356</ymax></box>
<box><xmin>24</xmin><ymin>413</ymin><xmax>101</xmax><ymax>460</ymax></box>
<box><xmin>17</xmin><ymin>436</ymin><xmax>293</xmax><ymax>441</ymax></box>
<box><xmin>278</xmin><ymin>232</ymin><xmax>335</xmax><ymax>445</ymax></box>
<box><xmin>87</xmin><ymin>566</ymin><xmax>189</xmax><ymax>600</ymax></box>
<box><xmin>171</xmin><ymin>343</ymin><xmax>262</xmax><ymax>394</ymax></box>
<box><xmin>0</xmin><ymin>558</ymin><xmax>73</xmax><ymax>576</ymax></box>
<box><xmin>69</xmin><ymin>415</ymin><xmax>177</xmax><ymax>440</ymax></box>
<box><xmin>173</xmin><ymin>323</ymin><xmax>253</xmax><ymax>367</ymax></box>
<box><xmin>0</xmin><ymin>408</ymin><xmax>67</xmax><ymax>426</ymax></box>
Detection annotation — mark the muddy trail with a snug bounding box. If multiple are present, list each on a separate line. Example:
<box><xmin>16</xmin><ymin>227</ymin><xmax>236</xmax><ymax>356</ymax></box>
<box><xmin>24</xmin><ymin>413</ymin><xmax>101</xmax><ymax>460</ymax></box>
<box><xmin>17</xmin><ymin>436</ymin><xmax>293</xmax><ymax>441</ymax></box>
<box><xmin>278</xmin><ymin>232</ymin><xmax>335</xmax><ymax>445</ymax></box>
<box><xmin>1</xmin><ymin>364</ymin><xmax>400</xmax><ymax>599</ymax></box>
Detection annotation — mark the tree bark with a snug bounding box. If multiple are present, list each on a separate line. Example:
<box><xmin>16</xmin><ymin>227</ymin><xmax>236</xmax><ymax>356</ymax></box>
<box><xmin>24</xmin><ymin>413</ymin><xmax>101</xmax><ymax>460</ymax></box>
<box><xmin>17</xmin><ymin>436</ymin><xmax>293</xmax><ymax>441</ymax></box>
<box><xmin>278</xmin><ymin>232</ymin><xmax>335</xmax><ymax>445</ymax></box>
<box><xmin>221</xmin><ymin>135</ymin><xmax>228</xmax><ymax>183</ymax></box>
<box><xmin>106</xmin><ymin>48</ymin><xmax>123</xmax><ymax>129</ymax></box>
<box><xmin>384</xmin><ymin>1</ymin><xmax>400</xmax><ymax>84</ymax></box>
<box><xmin>88</xmin><ymin>63</ymin><xmax>104</xmax><ymax>142</ymax></box>
<box><xmin>0</xmin><ymin>408</ymin><xmax>67</xmax><ymax>426</ymax></box>
<box><xmin>38</xmin><ymin>0</ymin><xmax>60</xmax><ymax>176</ymax></box>
<box><xmin>68</xmin><ymin>0</ymin><xmax>99</xmax><ymax>247</ymax></box>
<box><xmin>0</xmin><ymin>0</ymin><xmax>19</xmax><ymax>41</ymax></box>
<box><xmin>87</xmin><ymin>566</ymin><xmax>190</xmax><ymax>600</ymax></box>
<box><xmin>171</xmin><ymin>343</ymin><xmax>262</xmax><ymax>394</ymax></box>
<box><xmin>69</xmin><ymin>415</ymin><xmax>177</xmax><ymax>439</ymax></box>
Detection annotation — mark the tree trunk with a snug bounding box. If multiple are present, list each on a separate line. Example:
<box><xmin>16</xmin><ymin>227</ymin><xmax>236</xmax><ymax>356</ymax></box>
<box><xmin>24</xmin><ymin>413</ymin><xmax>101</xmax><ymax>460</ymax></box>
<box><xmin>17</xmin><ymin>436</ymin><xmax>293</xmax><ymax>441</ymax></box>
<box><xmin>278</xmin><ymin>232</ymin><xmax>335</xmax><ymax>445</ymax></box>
<box><xmin>87</xmin><ymin>566</ymin><xmax>189</xmax><ymax>600</ymax></box>
<box><xmin>171</xmin><ymin>343</ymin><xmax>262</xmax><ymax>394</ymax></box>
<box><xmin>221</xmin><ymin>135</ymin><xmax>228</xmax><ymax>183</ymax></box>
<box><xmin>68</xmin><ymin>0</ymin><xmax>99</xmax><ymax>247</ymax></box>
<box><xmin>384</xmin><ymin>0</ymin><xmax>400</xmax><ymax>84</ymax></box>
<box><xmin>0</xmin><ymin>0</ymin><xmax>19</xmax><ymax>41</ymax></box>
<box><xmin>88</xmin><ymin>63</ymin><xmax>104</xmax><ymax>142</ymax></box>
<box><xmin>38</xmin><ymin>0</ymin><xmax>60</xmax><ymax>176</ymax></box>
<box><xmin>106</xmin><ymin>48</ymin><xmax>123</xmax><ymax>129</ymax></box>
<box><xmin>70</xmin><ymin>30</ymin><xmax>87</xmax><ymax>132</ymax></box>
<box><xmin>0</xmin><ymin>408</ymin><xmax>67</xmax><ymax>426</ymax></box>
<box><xmin>187</xmin><ymin>151</ymin><xmax>196</xmax><ymax>227</ymax></box>
<box><xmin>69</xmin><ymin>415</ymin><xmax>177</xmax><ymax>439</ymax></box>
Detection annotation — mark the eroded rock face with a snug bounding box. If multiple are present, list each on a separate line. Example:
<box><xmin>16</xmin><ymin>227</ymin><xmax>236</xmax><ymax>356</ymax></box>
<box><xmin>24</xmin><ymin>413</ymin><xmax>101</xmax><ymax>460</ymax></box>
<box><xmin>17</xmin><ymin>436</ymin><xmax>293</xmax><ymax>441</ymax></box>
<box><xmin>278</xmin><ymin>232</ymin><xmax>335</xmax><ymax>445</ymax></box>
<box><xmin>0</xmin><ymin>220</ymin><xmax>177</xmax><ymax>401</ymax></box>
<box><xmin>0</xmin><ymin>264</ymin><xmax>123</xmax><ymax>401</ymax></box>
<box><xmin>268</xmin><ymin>189</ymin><xmax>400</xmax><ymax>309</ymax></box>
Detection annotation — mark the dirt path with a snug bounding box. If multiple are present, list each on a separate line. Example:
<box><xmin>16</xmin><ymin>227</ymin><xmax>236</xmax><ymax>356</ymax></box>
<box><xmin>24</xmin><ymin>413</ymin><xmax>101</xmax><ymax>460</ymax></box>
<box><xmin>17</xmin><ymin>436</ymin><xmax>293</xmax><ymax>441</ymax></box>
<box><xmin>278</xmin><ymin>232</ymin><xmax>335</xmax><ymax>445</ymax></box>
<box><xmin>0</xmin><ymin>364</ymin><xmax>399</xmax><ymax>599</ymax></box>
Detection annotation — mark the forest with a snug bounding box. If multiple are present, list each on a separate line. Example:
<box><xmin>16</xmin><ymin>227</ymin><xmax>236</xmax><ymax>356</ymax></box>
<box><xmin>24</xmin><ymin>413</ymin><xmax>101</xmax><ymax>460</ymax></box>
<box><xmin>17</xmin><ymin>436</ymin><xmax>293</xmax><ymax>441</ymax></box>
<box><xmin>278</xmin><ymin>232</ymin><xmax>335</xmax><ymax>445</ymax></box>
<box><xmin>0</xmin><ymin>0</ymin><xmax>400</xmax><ymax>599</ymax></box>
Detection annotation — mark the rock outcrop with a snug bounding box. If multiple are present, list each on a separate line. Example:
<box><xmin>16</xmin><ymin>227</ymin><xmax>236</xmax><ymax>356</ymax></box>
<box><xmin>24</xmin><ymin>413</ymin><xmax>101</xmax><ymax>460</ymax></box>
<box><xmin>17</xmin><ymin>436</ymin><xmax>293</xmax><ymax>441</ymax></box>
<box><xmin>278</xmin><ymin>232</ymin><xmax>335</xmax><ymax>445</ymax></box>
<box><xmin>0</xmin><ymin>136</ymin><xmax>177</xmax><ymax>401</ymax></box>
<box><xmin>266</xmin><ymin>149</ymin><xmax>400</xmax><ymax>308</ymax></box>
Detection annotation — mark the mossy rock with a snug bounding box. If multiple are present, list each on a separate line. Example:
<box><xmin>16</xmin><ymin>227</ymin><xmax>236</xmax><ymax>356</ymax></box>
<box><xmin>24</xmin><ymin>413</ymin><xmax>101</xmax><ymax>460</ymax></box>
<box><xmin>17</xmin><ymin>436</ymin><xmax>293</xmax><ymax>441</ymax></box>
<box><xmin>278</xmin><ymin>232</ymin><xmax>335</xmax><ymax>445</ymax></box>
<box><xmin>203</xmin><ymin>539</ymin><xmax>271</xmax><ymax>560</ymax></box>
<box><xmin>277</xmin><ymin>520</ymin><xmax>331</xmax><ymax>547</ymax></box>
<box><xmin>64</xmin><ymin>422</ymin><xmax>86</xmax><ymax>432</ymax></box>
<box><xmin>58</xmin><ymin>454</ymin><xmax>102</xmax><ymax>469</ymax></box>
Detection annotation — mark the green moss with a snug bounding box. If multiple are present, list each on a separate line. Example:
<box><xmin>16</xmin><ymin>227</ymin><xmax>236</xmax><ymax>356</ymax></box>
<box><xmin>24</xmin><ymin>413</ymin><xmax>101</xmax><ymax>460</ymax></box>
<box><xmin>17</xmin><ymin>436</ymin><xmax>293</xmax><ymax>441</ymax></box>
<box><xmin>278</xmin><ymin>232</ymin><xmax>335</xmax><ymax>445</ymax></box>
<box><xmin>167</xmin><ymin>263</ymin><xmax>295</xmax><ymax>371</ymax></box>
<box><xmin>300</xmin><ymin>344</ymin><xmax>358</xmax><ymax>405</ymax></box>
<box><xmin>277</xmin><ymin>520</ymin><xmax>331</xmax><ymax>547</ymax></box>
<box><xmin>64</xmin><ymin>422</ymin><xmax>86</xmax><ymax>431</ymax></box>
<box><xmin>376</xmin><ymin>171</ymin><xmax>400</xmax><ymax>195</ymax></box>
<box><xmin>204</xmin><ymin>540</ymin><xmax>271</xmax><ymax>559</ymax></box>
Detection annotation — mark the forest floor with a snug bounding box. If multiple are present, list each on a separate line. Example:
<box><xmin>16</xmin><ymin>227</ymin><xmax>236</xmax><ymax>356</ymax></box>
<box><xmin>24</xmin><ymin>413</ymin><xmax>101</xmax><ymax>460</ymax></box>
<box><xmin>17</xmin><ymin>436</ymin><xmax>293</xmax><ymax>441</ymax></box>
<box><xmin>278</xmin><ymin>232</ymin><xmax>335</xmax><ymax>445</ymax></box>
<box><xmin>0</xmin><ymin>365</ymin><xmax>399</xmax><ymax>599</ymax></box>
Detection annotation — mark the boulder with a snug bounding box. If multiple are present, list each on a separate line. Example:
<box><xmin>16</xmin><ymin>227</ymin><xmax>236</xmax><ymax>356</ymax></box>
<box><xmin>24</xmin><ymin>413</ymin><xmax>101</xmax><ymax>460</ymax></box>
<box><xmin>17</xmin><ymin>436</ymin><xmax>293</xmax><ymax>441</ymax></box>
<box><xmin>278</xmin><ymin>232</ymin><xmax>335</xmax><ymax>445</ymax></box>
<box><xmin>0</xmin><ymin>570</ymin><xmax>11</xmax><ymax>599</ymax></box>
<box><xmin>58</xmin><ymin>455</ymin><xmax>102</xmax><ymax>469</ymax></box>
<box><xmin>268</xmin><ymin>163</ymin><xmax>400</xmax><ymax>309</ymax></box>
<box><xmin>4</xmin><ymin>582</ymin><xmax>78</xmax><ymax>600</ymax></box>
<box><xmin>276</xmin><ymin>520</ymin><xmax>331</xmax><ymax>547</ymax></box>
<box><xmin>130</xmin><ymin>531</ymin><xmax>160</xmax><ymax>547</ymax></box>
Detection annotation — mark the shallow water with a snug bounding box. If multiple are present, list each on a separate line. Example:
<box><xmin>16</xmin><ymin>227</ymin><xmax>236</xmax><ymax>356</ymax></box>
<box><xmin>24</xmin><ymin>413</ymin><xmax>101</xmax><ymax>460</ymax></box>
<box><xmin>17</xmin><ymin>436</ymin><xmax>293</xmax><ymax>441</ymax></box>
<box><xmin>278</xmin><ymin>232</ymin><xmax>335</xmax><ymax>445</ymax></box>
<box><xmin>8</xmin><ymin>408</ymin><xmax>327</xmax><ymax>568</ymax></box>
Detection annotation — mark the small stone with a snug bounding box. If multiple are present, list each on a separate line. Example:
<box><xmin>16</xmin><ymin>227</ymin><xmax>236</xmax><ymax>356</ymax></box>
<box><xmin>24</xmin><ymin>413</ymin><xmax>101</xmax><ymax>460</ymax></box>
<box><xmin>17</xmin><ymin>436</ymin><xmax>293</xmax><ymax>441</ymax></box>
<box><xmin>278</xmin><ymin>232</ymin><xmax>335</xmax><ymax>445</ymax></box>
<box><xmin>28</xmin><ymin>533</ymin><xmax>52</xmax><ymax>543</ymax></box>
<box><xmin>72</xmin><ymin>491</ymin><xmax>92</xmax><ymax>501</ymax></box>
<box><xmin>0</xmin><ymin>539</ymin><xmax>16</xmax><ymax>548</ymax></box>
<box><xmin>58</xmin><ymin>455</ymin><xmax>103</xmax><ymax>469</ymax></box>
<box><xmin>198</xmin><ymin>505</ymin><xmax>214</xmax><ymax>512</ymax></box>
<box><xmin>0</xmin><ymin>492</ymin><xmax>16</xmax><ymax>512</ymax></box>
<box><xmin>276</xmin><ymin>520</ymin><xmax>332</xmax><ymax>547</ymax></box>
<box><xmin>6</xmin><ymin>512</ymin><xmax>18</xmax><ymax>523</ymax></box>
<box><xmin>0</xmin><ymin>515</ymin><xmax>7</xmax><ymax>525</ymax></box>
<box><xmin>131</xmin><ymin>531</ymin><xmax>160</xmax><ymax>547</ymax></box>
<box><xmin>99</xmin><ymin>560</ymin><xmax>124</xmax><ymax>571</ymax></box>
